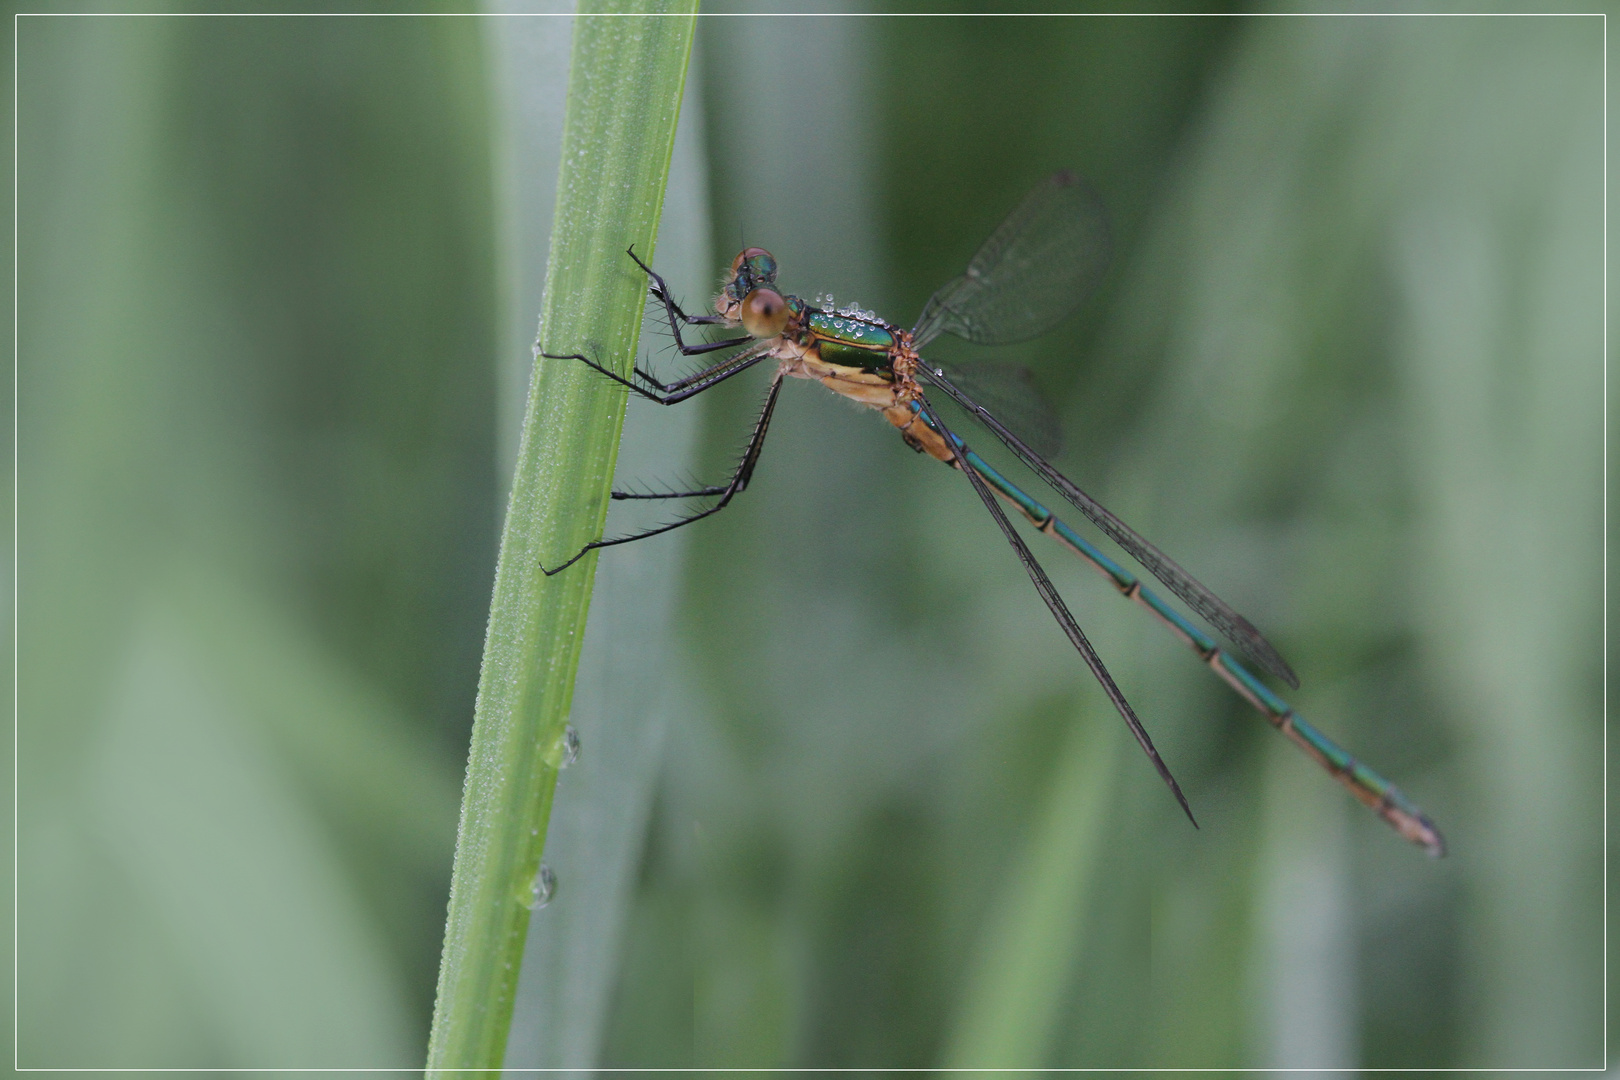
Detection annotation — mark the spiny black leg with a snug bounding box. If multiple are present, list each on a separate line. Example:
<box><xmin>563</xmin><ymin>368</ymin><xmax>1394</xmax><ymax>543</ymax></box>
<box><xmin>540</xmin><ymin>345</ymin><xmax>770</xmax><ymax>406</ymax></box>
<box><xmin>626</xmin><ymin>246</ymin><xmax>713</xmax><ymax>322</ymax></box>
<box><xmin>627</xmin><ymin>245</ymin><xmax>751</xmax><ymax>357</ymax></box>
<box><xmin>662</xmin><ymin>335</ymin><xmax>754</xmax><ymax>358</ymax></box>
<box><xmin>626</xmin><ymin>342</ymin><xmax>765</xmax><ymax>397</ymax></box>
<box><xmin>627</xmin><ymin>245</ymin><xmax>720</xmax><ymax>326</ymax></box>
<box><xmin>612</xmin><ymin>485</ymin><xmax>726</xmax><ymax>501</ymax></box>
<box><xmin>921</xmin><ymin>396</ymin><xmax>1198</xmax><ymax>828</ymax></box>
<box><xmin>540</xmin><ymin>373</ymin><xmax>785</xmax><ymax>576</ymax></box>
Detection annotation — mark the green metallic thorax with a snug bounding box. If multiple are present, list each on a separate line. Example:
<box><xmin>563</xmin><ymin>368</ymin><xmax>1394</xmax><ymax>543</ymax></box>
<box><xmin>800</xmin><ymin>307</ymin><xmax>898</xmax><ymax>373</ymax></box>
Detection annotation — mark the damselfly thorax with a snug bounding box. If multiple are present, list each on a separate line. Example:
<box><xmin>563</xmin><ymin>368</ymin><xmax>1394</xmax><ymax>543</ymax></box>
<box><xmin>713</xmin><ymin>250</ymin><xmax>955</xmax><ymax>464</ymax></box>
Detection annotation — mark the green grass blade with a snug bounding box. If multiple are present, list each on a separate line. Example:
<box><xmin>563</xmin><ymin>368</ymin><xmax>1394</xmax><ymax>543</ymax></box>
<box><xmin>425</xmin><ymin>5</ymin><xmax>697</xmax><ymax>1070</ymax></box>
<box><xmin>943</xmin><ymin>717</ymin><xmax>1117</xmax><ymax>1068</ymax></box>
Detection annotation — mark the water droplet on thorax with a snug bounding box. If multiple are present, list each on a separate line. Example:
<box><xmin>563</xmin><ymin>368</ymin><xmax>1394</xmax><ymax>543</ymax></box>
<box><xmin>526</xmin><ymin>863</ymin><xmax>557</xmax><ymax>910</ymax></box>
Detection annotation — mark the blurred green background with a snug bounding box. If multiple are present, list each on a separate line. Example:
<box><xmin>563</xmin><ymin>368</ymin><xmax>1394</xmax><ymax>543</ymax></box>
<box><xmin>12</xmin><ymin>8</ymin><xmax>1606</xmax><ymax>1071</ymax></box>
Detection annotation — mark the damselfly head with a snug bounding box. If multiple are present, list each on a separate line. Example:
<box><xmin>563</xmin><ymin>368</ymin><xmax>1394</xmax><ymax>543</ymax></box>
<box><xmin>717</xmin><ymin>247</ymin><xmax>781</xmax><ymax>323</ymax></box>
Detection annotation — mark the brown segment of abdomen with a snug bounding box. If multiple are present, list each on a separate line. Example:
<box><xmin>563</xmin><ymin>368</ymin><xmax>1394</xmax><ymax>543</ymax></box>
<box><xmin>882</xmin><ymin>403</ymin><xmax>955</xmax><ymax>463</ymax></box>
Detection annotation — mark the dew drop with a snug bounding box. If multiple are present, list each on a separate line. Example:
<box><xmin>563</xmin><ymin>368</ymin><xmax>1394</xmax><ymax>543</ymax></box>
<box><xmin>543</xmin><ymin>723</ymin><xmax>581</xmax><ymax>770</ymax></box>
<box><xmin>526</xmin><ymin>863</ymin><xmax>557</xmax><ymax>910</ymax></box>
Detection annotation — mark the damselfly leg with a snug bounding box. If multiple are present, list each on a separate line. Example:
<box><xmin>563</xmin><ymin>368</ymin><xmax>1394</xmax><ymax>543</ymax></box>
<box><xmin>629</xmin><ymin>245</ymin><xmax>751</xmax><ymax>358</ymax></box>
<box><xmin>538</xmin><ymin>373</ymin><xmax>784</xmax><ymax>576</ymax></box>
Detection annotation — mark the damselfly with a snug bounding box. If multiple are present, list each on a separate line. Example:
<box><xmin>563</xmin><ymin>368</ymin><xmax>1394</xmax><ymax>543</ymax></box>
<box><xmin>542</xmin><ymin>171</ymin><xmax>1445</xmax><ymax>856</ymax></box>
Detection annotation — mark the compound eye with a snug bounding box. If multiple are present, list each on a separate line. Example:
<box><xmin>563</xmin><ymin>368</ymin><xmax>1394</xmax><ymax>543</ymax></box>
<box><xmin>740</xmin><ymin>288</ymin><xmax>789</xmax><ymax>339</ymax></box>
<box><xmin>731</xmin><ymin>246</ymin><xmax>771</xmax><ymax>274</ymax></box>
<box><xmin>748</xmin><ymin>249</ymin><xmax>777</xmax><ymax>281</ymax></box>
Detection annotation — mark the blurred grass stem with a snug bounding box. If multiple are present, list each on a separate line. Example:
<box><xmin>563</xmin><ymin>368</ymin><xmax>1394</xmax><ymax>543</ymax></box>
<box><xmin>944</xmin><ymin>717</ymin><xmax>1117</xmax><ymax>1067</ymax></box>
<box><xmin>425</xmin><ymin>5</ymin><xmax>696</xmax><ymax>1070</ymax></box>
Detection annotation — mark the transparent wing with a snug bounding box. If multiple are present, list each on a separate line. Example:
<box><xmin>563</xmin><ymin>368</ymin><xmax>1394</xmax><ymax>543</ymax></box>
<box><xmin>918</xmin><ymin>364</ymin><xmax>1302</xmax><ymax>690</ymax></box>
<box><xmin>911</xmin><ymin>171</ymin><xmax>1111</xmax><ymax>349</ymax></box>
<box><xmin>933</xmin><ymin>361</ymin><xmax>1062</xmax><ymax>460</ymax></box>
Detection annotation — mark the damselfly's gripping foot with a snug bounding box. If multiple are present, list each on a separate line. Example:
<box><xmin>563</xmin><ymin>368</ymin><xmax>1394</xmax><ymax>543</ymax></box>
<box><xmin>628</xmin><ymin>245</ymin><xmax>750</xmax><ymax>357</ymax></box>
